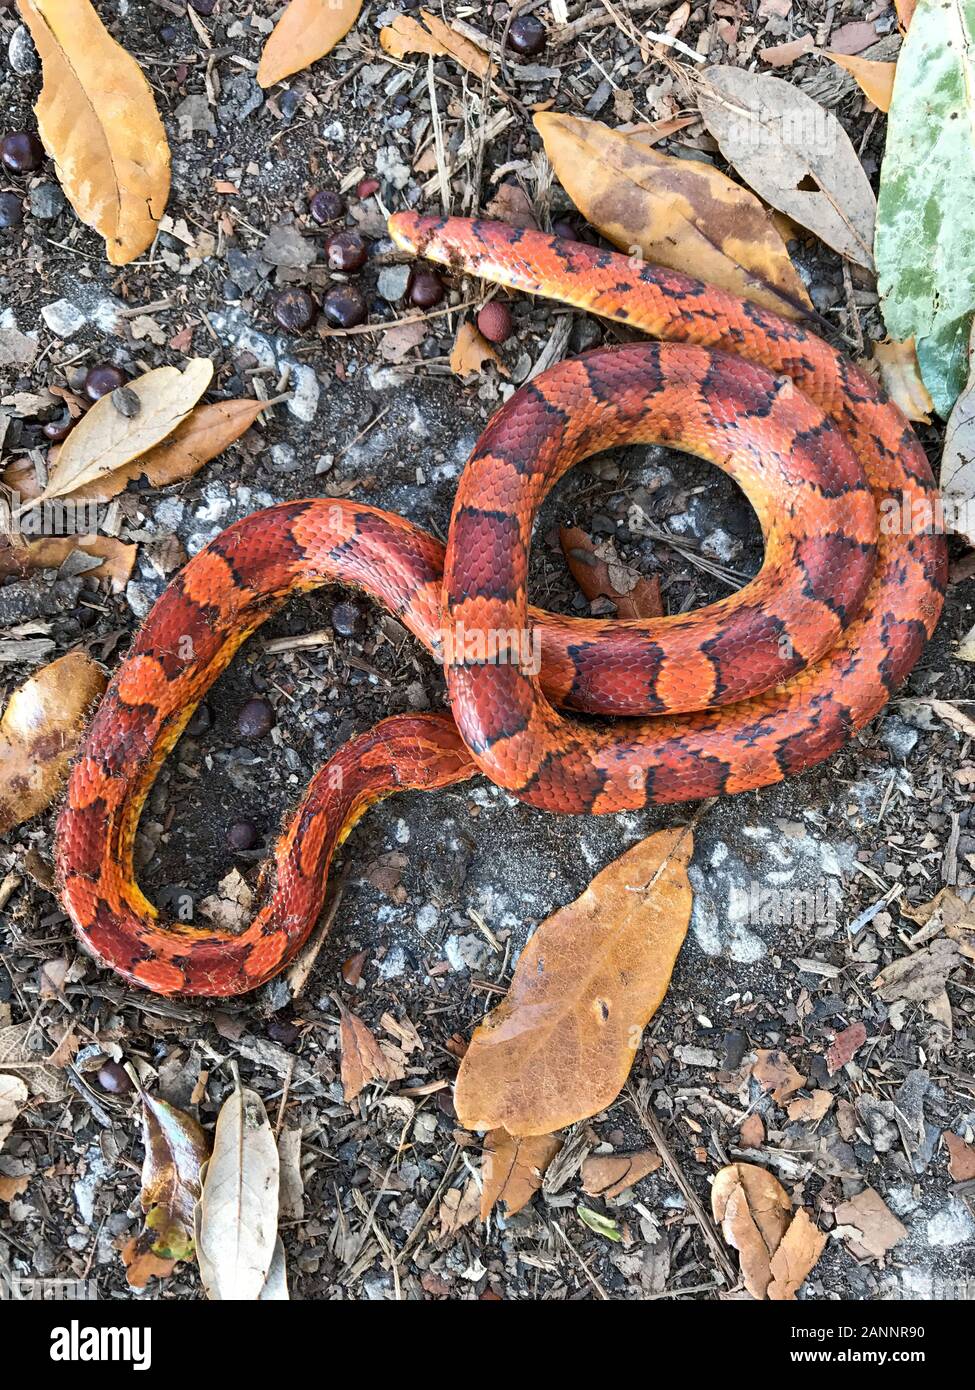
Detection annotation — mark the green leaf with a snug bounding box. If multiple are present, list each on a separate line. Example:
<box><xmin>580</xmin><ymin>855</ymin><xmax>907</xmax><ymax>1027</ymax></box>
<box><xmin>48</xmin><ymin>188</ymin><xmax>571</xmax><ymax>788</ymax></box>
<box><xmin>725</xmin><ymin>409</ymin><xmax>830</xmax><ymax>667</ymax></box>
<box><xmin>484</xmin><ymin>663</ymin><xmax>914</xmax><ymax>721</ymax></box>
<box><xmin>875</xmin><ymin>0</ymin><xmax>975</xmax><ymax>416</ymax></box>
<box><xmin>577</xmin><ymin>1204</ymin><xmax>622</xmax><ymax>1242</ymax></box>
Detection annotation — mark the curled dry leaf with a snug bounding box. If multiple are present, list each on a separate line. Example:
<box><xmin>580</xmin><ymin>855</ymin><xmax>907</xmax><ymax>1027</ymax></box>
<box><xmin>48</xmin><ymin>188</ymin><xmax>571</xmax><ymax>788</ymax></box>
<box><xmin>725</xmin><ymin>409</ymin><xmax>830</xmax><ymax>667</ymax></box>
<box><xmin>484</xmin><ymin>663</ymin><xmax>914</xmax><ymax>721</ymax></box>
<box><xmin>257</xmin><ymin>0</ymin><xmax>365</xmax><ymax>89</ymax></box>
<box><xmin>339</xmin><ymin>1003</ymin><xmax>403</xmax><ymax>1101</ymax></box>
<box><xmin>869</xmin><ymin>338</ymin><xmax>934</xmax><ymax>423</ymax></box>
<box><xmin>945</xmin><ymin>1132</ymin><xmax>975</xmax><ymax>1182</ymax></box>
<box><xmin>560</xmin><ymin>526</ymin><xmax>663</xmax><ymax>618</ymax></box>
<box><xmin>119</xmin><ymin>1235</ymin><xmax>175</xmax><ymax>1291</ymax></box>
<box><xmin>139</xmin><ymin>1091</ymin><xmax>210</xmax><ymax>1262</ymax></box>
<box><xmin>455</xmin><ymin>827</ymin><xmax>694</xmax><ymax>1136</ymax></box>
<box><xmin>712</xmin><ymin>1162</ymin><xmax>825</xmax><ymax>1300</ymax></box>
<box><xmin>17</xmin><ymin>0</ymin><xmax>170</xmax><ymax>265</ymax></box>
<box><xmin>0</xmin><ymin>535</ymin><xmax>136</xmax><ymax>592</ymax></box>
<box><xmin>698</xmin><ymin>66</ymin><xmax>877</xmax><ymax>270</ymax></box>
<box><xmin>380</xmin><ymin>9</ymin><xmax>495</xmax><ymax>79</ymax></box>
<box><xmin>450</xmin><ymin>320</ymin><xmax>507</xmax><ymax>379</ymax></box>
<box><xmin>35</xmin><ymin>359</ymin><xmax>213</xmax><ymax>505</ymax></box>
<box><xmin>195</xmin><ymin>1085</ymin><xmax>279</xmax><ymax>1301</ymax></box>
<box><xmin>580</xmin><ymin>1149</ymin><xmax>661</xmax><ymax>1199</ymax></box>
<box><xmin>0</xmin><ymin>651</ymin><xmax>106</xmax><ymax>835</ymax></box>
<box><xmin>481</xmin><ymin>1128</ymin><xmax>563</xmax><ymax>1220</ymax></box>
<box><xmin>824</xmin><ymin>53</ymin><xmax>896</xmax><ymax>111</ymax></box>
<box><xmin>0</xmin><ymin>1074</ymin><xmax>28</xmax><ymax>1150</ymax></box>
<box><xmin>534</xmin><ymin>112</ymin><xmax>812</xmax><ymax>320</ymax></box>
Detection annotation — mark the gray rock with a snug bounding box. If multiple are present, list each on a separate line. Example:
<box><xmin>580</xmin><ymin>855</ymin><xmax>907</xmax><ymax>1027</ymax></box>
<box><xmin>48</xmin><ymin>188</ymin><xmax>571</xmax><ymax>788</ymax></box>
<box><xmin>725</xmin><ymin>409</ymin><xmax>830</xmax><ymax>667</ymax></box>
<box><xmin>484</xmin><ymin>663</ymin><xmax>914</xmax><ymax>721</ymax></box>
<box><xmin>377</xmin><ymin>264</ymin><xmax>411</xmax><ymax>302</ymax></box>
<box><xmin>262</xmin><ymin>219</ymin><xmax>317</xmax><ymax>271</ymax></box>
<box><xmin>174</xmin><ymin>94</ymin><xmax>217</xmax><ymax>139</ymax></box>
<box><xmin>269</xmin><ymin>442</ymin><xmax>300</xmax><ymax>474</ymax></box>
<box><xmin>8</xmin><ymin>24</ymin><xmax>39</xmax><ymax>75</ymax></box>
<box><xmin>125</xmin><ymin>582</ymin><xmax>154</xmax><ymax>620</ymax></box>
<box><xmin>377</xmin><ymin>944</ymin><xmax>407</xmax><ymax>980</ymax></box>
<box><xmin>28</xmin><ymin>184</ymin><xmax>66</xmax><ymax>221</ymax></box>
<box><xmin>41</xmin><ymin>299</ymin><xmax>87</xmax><ymax>338</ymax></box>
<box><xmin>926</xmin><ymin>1199</ymin><xmax>975</xmax><ymax>1247</ymax></box>
<box><xmin>444</xmin><ymin>932</ymin><xmax>491</xmax><ymax>973</ymax></box>
<box><xmin>375</xmin><ymin>145</ymin><xmax>411</xmax><ymax>190</ymax></box>
<box><xmin>881</xmin><ymin>715</ymin><xmax>919</xmax><ymax>759</ymax></box>
<box><xmin>283</xmin><ymin>362</ymin><xmax>320</xmax><ymax>423</ymax></box>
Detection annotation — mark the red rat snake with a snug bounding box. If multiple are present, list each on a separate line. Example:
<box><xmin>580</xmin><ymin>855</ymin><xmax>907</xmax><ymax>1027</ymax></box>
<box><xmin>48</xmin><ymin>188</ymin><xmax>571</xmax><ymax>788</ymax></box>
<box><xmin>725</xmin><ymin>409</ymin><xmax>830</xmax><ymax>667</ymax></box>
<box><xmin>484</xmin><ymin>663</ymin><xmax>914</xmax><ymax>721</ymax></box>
<box><xmin>54</xmin><ymin>215</ymin><xmax>947</xmax><ymax>997</ymax></box>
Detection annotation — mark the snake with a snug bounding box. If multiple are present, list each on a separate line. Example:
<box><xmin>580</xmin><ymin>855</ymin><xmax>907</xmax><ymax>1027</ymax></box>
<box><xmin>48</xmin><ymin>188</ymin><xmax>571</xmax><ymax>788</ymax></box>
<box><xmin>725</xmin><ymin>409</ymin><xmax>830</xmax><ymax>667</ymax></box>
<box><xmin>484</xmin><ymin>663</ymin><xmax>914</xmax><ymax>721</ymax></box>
<box><xmin>54</xmin><ymin>215</ymin><xmax>947</xmax><ymax>997</ymax></box>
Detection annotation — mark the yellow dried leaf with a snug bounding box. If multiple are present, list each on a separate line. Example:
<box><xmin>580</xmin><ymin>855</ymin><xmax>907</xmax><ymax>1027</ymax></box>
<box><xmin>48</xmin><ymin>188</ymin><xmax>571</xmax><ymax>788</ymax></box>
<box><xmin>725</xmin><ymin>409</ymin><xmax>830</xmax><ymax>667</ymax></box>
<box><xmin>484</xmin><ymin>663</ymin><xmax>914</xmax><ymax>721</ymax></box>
<box><xmin>450</xmin><ymin>321</ymin><xmax>507</xmax><ymax>378</ymax></box>
<box><xmin>0</xmin><ymin>652</ymin><xmax>106</xmax><ymax>834</ymax></box>
<box><xmin>824</xmin><ymin>52</ymin><xmax>896</xmax><ymax>112</ymax></box>
<box><xmin>17</xmin><ymin>0</ymin><xmax>170</xmax><ymax>265</ymax></box>
<box><xmin>257</xmin><ymin>0</ymin><xmax>365</xmax><ymax>89</ymax></box>
<box><xmin>481</xmin><ymin>1129</ymin><xmax>562</xmax><ymax>1220</ymax></box>
<box><xmin>870</xmin><ymin>337</ymin><xmax>935</xmax><ymax>423</ymax></box>
<box><xmin>380</xmin><ymin>9</ymin><xmax>495</xmax><ymax>79</ymax></box>
<box><xmin>137</xmin><ymin>398</ymin><xmax>274</xmax><ymax>488</ymax></box>
<box><xmin>455</xmin><ymin>827</ymin><xmax>694</xmax><ymax>1136</ymax></box>
<box><xmin>36</xmin><ymin>359</ymin><xmax>214</xmax><ymax>504</ymax></box>
<box><xmin>534</xmin><ymin>111</ymin><xmax>812</xmax><ymax>320</ymax></box>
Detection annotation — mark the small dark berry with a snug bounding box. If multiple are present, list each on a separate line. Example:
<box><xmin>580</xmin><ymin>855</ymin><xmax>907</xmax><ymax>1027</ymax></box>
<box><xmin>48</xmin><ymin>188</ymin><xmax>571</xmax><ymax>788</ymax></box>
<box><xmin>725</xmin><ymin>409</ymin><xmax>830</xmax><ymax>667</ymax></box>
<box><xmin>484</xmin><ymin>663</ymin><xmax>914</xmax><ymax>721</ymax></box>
<box><xmin>507</xmin><ymin>14</ymin><xmax>547</xmax><ymax>56</ymax></box>
<box><xmin>273</xmin><ymin>287</ymin><xmax>316</xmax><ymax>333</ymax></box>
<box><xmin>189</xmin><ymin>0</ymin><xmax>217</xmax><ymax>12</ymax></box>
<box><xmin>0</xmin><ymin>132</ymin><xmax>45</xmax><ymax>174</ymax></box>
<box><xmin>185</xmin><ymin>702</ymin><xmax>212</xmax><ymax>737</ymax></box>
<box><xmin>159</xmin><ymin>24</ymin><xmax>178</xmax><ymax>42</ymax></box>
<box><xmin>326</xmin><ymin>229</ymin><xmax>368</xmax><ymax>272</ymax></box>
<box><xmin>83</xmin><ymin>363</ymin><xmax>127</xmax><ymax>401</ymax></box>
<box><xmin>238</xmin><ymin>697</ymin><xmax>275</xmax><ymax>739</ymax></box>
<box><xmin>43</xmin><ymin>414</ymin><xmax>75</xmax><ymax>442</ymax></box>
<box><xmin>331</xmin><ymin>600</ymin><xmax>364</xmax><ymax>637</ymax></box>
<box><xmin>96</xmin><ymin>1061</ymin><xmax>132</xmax><ymax>1095</ymax></box>
<box><xmin>227</xmin><ymin>819</ymin><xmax>260</xmax><ymax>851</ymax></box>
<box><xmin>309</xmin><ymin>188</ymin><xmax>345</xmax><ymax>224</ymax></box>
<box><xmin>356</xmin><ymin>177</ymin><xmax>380</xmax><ymax>199</ymax></box>
<box><xmin>75</xmin><ymin>603</ymin><xmax>98</xmax><ymax>630</ymax></box>
<box><xmin>477</xmin><ymin>301</ymin><xmax>514</xmax><ymax>344</ymax></box>
<box><xmin>408</xmin><ymin>268</ymin><xmax>444</xmax><ymax>309</ymax></box>
<box><xmin>321</xmin><ymin>284</ymin><xmax>368</xmax><ymax>328</ymax></box>
<box><xmin>0</xmin><ymin>191</ymin><xmax>22</xmax><ymax>228</ymax></box>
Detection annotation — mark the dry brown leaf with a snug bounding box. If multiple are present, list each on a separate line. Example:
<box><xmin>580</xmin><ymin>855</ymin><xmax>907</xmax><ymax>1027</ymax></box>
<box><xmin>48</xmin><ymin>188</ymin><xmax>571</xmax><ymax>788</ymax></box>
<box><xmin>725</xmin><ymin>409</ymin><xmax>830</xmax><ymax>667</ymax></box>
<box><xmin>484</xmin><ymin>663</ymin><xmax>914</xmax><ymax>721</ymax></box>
<box><xmin>895</xmin><ymin>0</ymin><xmax>916</xmax><ymax>30</ymax></box>
<box><xmin>0</xmin><ymin>651</ymin><xmax>106</xmax><ymax>834</ymax></box>
<box><xmin>137</xmin><ymin>397</ymin><xmax>273</xmax><ymax>489</ymax></box>
<box><xmin>450</xmin><ymin>321</ymin><xmax>507</xmax><ymax>378</ymax></box>
<box><xmin>827</xmin><ymin>1021</ymin><xmax>867</xmax><ymax>1074</ymax></box>
<box><xmin>824</xmin><ymin>53</ymin><xmax>896</xmax><ymax>111</ymax></box>
<box><xmin>767</xmin><ymin>1208</ymin><xmax>828</xmax><ymax>1300</ymax></box>
<box><xmin>481</xmin><ymin>1129</ymin><xmax>562</xmax><ymax>1220</ymax></box>
<box><xmin>712</xmin><ymin>1162</ymin><xmax>792</xmax><ymax>1299</ymax></box>
<box><xmin>0</xmin><ymin>535</ymin><xmax>135</xmax><ymax>592</ymax></box>
<box><xmin>0</xmin><ymin>1022</ymin><xmax>68</xmax><ymax>1101</ymax></box>
<box><xmin>739</xmin><ymin>1113</ymin><xmax>765</xmax><ymax>1148</ymax></box>
<box><xmin>455</xmin><ymin>827</ymin><xmax>694</xmax><ymax>1136</ymax></box>
<box><xmin>257</xmin><ymin>0</ymin><xmax>364</xmax><ymax>89</ymax></box>
<box><xmin>0</xmin><ymin>1174</ymin><xmax>29</xmax><ymax>1202</ymax></box>
<box><xmin>560</xmin><ymin>526</ymin><xmax>663</xmax><ymax>618</ymax></box>
<box><xmin>786</xmin><ymin>1089</ymin><xmax>834</xmax><ymax>1123</ymax></box>
<box><xmin>872</xmin><ymin>937</ymin><xmax>961</xmax><ymax>1004</ymax></box>
<box><xmin>698</xmin><ymin>66</ymin><xmax>877</xmax><ymax>270</ymax></box>
<box><xmin>18</xmin><ymin>0</ymin><xmax>170</xmax><ymax>265</ymax></box>
<box><xmin>535</xmin><ymin>111</ymin><xmax>812</xmax><ymax>320</ymax></box>
<box><xmin>869</xmin><ymin>338</ymin><xmax>934</xmax><ymax>423</ymax></box>
<box><xmin>439</xmin><ymin>1177</ymin><xmax>481</xmax><ymax>1236</ymax></box>
<box><xmin>339</xmin><ymin>1004</ymin><xmax>401</xmax><ymax>1101</ymax></box>
<box><xmin>0</xmin><ymin>1074</ymin><xmax>27</xmax><ymax>1149</ymax></box>
<box><xmin>752</xmin><ymin>1048</ymin><xmax>806</xmax><ymax>1103</ymax></box>
<box><xmin>580</xmin><ymin>1149</ymin><xmax>661</xmax><ymax>1199</ymax></box>
<box><xmin>139</xmin><ymin>1091</ymin><xmax>210</xmax><ymax>1263</ymax></box>
<box><xmin>833</xmin><ymin>1186</ymin><xmax>907</xmax><ymax>1261</ymax></box>
<box><xmin>380</xmin><ymin>10</ymin><xmax>495</xmax><ymax>79</ymax></box>
<box><xmin>35</xmin><ymin>359</ymin><xmax>213</xmax><ymax>504</ymax></box>
<box><xmin>119</xmin><ymin>1234</ymin><xmax>176</xmax><ymax>1290</ymax></box>
<box><xmin>945</xmin><ymin>1132</ymin><xmax>975</xmax><ymax>1181</ymax></box>
<box><xmin>761</xmin><ymin>35</ymin><xmax>815</xmax><ymax>66</ymax></box>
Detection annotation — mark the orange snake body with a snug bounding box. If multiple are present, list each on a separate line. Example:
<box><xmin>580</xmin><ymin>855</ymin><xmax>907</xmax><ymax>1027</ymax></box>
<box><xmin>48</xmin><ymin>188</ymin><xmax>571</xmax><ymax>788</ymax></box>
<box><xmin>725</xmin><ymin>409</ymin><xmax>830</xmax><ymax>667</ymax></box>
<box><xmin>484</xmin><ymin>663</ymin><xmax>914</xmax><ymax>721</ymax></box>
<box><xmin>54</xmin><ymin>216</ymin><xmax>947</xmax><ymax>996</ymax></box>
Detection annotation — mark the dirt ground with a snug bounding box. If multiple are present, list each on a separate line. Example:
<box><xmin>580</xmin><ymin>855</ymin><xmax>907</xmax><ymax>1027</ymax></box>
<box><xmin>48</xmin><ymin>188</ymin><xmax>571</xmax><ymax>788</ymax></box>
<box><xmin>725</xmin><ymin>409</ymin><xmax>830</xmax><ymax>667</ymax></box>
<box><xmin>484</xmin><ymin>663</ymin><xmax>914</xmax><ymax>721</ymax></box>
<box><xmin>1</xmin><ymin>0</ymin><xmax>973</xmax><ymax>1302</ymax></box>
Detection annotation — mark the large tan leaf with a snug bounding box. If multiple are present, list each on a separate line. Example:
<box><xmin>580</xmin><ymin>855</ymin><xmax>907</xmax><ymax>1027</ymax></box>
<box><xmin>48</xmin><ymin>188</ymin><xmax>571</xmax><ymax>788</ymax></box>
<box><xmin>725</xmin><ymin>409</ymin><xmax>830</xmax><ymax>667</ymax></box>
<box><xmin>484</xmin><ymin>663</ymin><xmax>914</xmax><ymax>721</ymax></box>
<box><xmin>480</xmin><ymin>1129</ymin><xmax>562</xmax><ymax>1221</ymax></box>
<box><xmin>0</xmin><ymin>652</ymin><xmax>106</xmax><ymax>834</ymax></box>
<box><xmin>455</xmin><ymin>828</ymin><xmax>694</xmax><ymax>1136</ymax></box>
<box><xmin>380</xmin><ymin>10</ymin><xmax>495</xmax><ymax>79</ymax></box>
<box><xmin>712</xmin><ymin>1162</ymin><xmax>826</xmax><ymax>1300</ymax></box>
<box><xmin>17</xmin><ymin>0</ymin><xmax>170</xmax><ymax>265</ymax></box>
<box><xmin>140</xmin><ymin>1091</ymin><xmax>210</xmax><ymax>1263</ymax></box>
<box><xmin>195</xmin><ymin>1085</ymin><xmax>279</xmax><ymax>1301</ymax></box>
<box><xmin>0</xmin><ymin>535</ymin><xmax>136</xmax><ymax>592</ymax></box>
<box><xmin>535</xmin><ymin>112</ymin><xmax>812</xmax><ymax>319</ymax></box>
<box><xmin>257</xmin><ymin>0</ymin><xmax>364</xmax><ymax>89</ymax></box>
<box><xmin>35</xmin><ymin>359</ymin><xmax>213</xmax><ymax>504</ymax></box>
<box><xmin>697</xmin><ymin>66</ymin><xmax>877</xmax><ymax>270</ymax></box>
<box><xmin>0</xmin><ymin>1075</ymin><xmax>28</xmax><ymax>1150</ymax></box>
